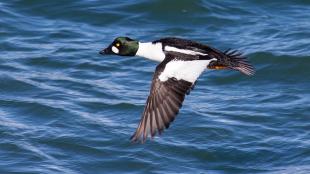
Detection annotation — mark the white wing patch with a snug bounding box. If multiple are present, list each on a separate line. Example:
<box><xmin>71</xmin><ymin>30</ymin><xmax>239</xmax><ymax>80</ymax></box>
<box><xmin>159</xmin><ymin>59</ymin><xmax>216</xmax><ymax>83</ymax></box>
<box><xmin>165</xmin><ymin>46</ymin><xmax>208</xmax><ymax>56</ymax></box>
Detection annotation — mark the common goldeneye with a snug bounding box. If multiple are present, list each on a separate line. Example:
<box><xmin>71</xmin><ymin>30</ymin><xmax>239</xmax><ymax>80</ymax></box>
<box><xmin>100</xmin><ymin>37</ymin><xmax>254</xmax><ymax>143</ymax></box>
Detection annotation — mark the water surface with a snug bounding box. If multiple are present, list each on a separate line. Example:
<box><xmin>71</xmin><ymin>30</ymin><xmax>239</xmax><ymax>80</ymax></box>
<box><xmin>0</xmin><ymin>1</ymin><xmax>309</xmax><ymax>173</ymax></box>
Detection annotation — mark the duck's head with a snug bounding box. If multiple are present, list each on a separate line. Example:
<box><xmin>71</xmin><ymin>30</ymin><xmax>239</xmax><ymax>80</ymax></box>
<box><xmin>100</xmin><ymin>37</ymin><xmax>138</xmax><ymax>56</ymax></box>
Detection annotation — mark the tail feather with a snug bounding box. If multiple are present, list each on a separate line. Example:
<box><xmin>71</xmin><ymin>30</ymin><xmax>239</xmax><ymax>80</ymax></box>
<box><xmin>223</xmin><ymin>49</ymin><xmax>255</xmax><ymax>76</ymax></box>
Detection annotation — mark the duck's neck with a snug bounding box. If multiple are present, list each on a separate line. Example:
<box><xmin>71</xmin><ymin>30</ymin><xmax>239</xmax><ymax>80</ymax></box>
<box><xmin>135</xmin><ymin>42</ymin><xmax>165</xmax><ymax>62</ymax></box>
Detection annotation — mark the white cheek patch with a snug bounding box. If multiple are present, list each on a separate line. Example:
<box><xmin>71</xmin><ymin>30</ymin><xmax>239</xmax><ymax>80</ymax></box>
<box><xmin>112</xmin><ymin>46</ymin><xmax>119</xmax><ymax>54</ymax></box>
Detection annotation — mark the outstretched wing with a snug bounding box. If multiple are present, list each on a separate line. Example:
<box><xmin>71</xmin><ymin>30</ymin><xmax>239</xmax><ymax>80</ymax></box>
<box><xmin>130</xmin><ymin>76</ymin><xmax>193</xmax><ymax>143</ymax></box>
<box><xmin>130</xmin><ymin>52</ymin><xmax>214</xmax><ymax>143</ymax></box>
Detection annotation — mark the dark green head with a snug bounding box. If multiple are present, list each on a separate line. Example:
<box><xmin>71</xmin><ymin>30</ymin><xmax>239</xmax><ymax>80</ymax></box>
<box><xmin>100</xmin><ymin>37</ymin><xmax>139</xmax><ymax>56</ymax></box>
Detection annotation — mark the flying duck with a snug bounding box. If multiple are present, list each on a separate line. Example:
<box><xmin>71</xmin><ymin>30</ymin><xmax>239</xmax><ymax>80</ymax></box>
<box><xmin>99</xmin><ymin>37</ymin><xmax>254</xmax><ymax>143</ymax></box>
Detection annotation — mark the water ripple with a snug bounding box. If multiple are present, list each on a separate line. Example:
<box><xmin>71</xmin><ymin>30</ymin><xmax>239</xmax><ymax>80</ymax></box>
<box><xmin>0</xmin><ymin>0</ymin><xmax>309</xmax><ymax>173</ymax></box>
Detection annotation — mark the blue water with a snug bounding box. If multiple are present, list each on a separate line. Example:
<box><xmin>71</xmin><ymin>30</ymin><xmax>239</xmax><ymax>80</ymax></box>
<box><xmin>1</xmin><ymin>1</ymin><xmax>310</xmax><ymax>173</ymax></box>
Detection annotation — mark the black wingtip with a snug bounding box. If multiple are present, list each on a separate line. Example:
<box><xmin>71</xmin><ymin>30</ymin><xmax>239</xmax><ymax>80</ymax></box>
<box><xmin>130</xmin><ymin>132</ymin><xmax>147</xmax><ymax>144</ymax></box>
<box><xmin>130</xmin><ymin>124</ymin><xmax>164</xmax><ymax>143</ymax></box>
<box><xmin>130</xmin><ymin>131</ymin><xmax>140</xmax><ymax>142</ymax></box>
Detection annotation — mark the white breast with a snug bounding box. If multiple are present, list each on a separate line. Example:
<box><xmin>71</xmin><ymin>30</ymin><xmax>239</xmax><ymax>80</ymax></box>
<box><xmin>135</xmin><ymin>42</ymin><xmax>165</xmax><ymax>62</ymax></box>
<box><xmin>158</xmin><ymin>59</ymin><xmax>216</xmax><ymax>83</ymax></box>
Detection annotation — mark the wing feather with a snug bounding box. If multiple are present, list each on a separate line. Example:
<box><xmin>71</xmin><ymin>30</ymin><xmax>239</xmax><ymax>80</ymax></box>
<box><xmin>131</xmin><ymin>77</ymin><xmax>192</xmax><ymax>143</ymax></box>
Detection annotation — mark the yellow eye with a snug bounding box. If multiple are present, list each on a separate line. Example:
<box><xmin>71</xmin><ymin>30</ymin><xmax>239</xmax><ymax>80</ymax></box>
<box><xmin>115</xmin><ymin>43</ymin><xmax>120</xmax><ymax>47</ymax></box>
